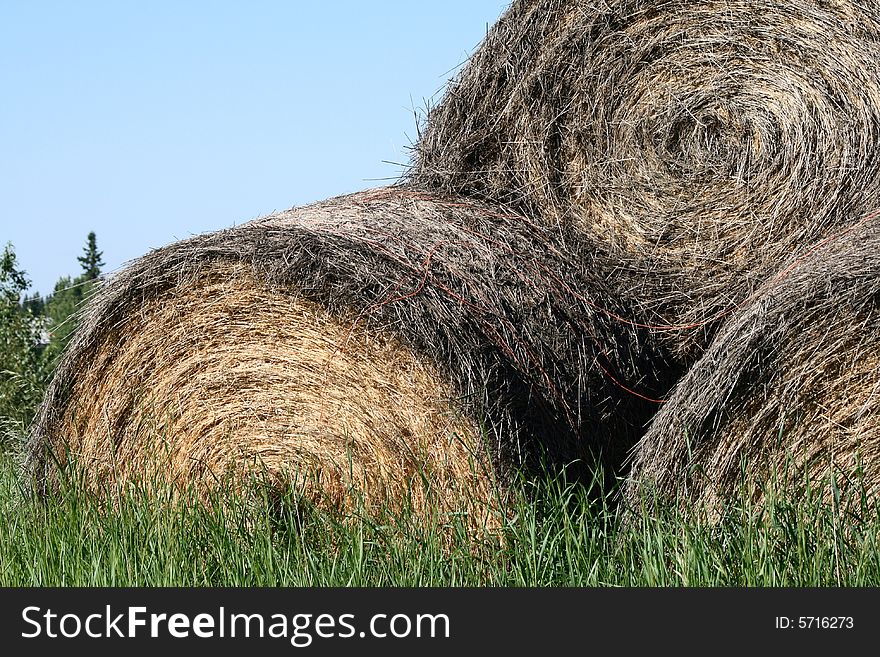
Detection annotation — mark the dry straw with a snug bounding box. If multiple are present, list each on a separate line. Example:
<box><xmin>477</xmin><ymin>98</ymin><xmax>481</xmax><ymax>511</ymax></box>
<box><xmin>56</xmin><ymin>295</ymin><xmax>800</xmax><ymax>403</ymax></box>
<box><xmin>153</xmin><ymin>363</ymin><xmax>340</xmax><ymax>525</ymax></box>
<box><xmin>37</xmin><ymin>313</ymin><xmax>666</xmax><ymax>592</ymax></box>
<box><xmin>29</xmin><ymin>189</ymin><xmax>678</xmax><ymax>521</ymax></box>
<box><xmin>410</xmin><ymin>0</ymin><xmax>880</xmax><ymax>359</ymax></box>
<box><xmin>29</xmin><ymin>0</ymin><xmax>880</xmax><ymax>517</ymax></box>
<box><xmin>42</xmin><ymin>263</ymin><xmax>494</xmax><ymax>526</ymax></box>
<box><xmin>625</xmin><ymin>215</ymin><xmax>880</xmax><ymax>513</ymax></box>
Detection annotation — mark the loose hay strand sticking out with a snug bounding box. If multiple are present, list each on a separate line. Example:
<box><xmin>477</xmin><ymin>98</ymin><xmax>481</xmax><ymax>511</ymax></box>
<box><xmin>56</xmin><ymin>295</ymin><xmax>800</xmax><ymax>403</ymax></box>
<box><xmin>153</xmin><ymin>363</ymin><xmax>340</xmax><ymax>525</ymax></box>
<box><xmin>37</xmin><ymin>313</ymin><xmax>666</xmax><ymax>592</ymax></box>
<box><xmin>409</xmin><ymin>0</ymin><xmax>880</xmax><ymax>358</ymax></box>
<box><xmin>625</xmin><ymin>217</ymin><xmax>880</xmax><ymax>515</ymax></box>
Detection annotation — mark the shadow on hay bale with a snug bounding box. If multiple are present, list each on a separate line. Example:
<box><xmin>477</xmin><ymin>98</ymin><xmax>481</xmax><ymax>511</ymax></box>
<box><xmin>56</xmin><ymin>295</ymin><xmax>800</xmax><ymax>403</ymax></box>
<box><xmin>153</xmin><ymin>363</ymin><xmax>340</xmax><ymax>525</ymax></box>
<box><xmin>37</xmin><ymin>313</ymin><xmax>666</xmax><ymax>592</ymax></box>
<box><xmin>28</xmin><ymin>188</ymin><xmax>679</xmax><ymax>523</ymax></box>
<box><xmin>410</xmin><ymin>0</ymin><xmax>880</xmax><ymax>359</ymax></box>
<box><xmin>625</xmin><ymin>214</ymin><xmax>880</xmax><ymax>515</ymax></box>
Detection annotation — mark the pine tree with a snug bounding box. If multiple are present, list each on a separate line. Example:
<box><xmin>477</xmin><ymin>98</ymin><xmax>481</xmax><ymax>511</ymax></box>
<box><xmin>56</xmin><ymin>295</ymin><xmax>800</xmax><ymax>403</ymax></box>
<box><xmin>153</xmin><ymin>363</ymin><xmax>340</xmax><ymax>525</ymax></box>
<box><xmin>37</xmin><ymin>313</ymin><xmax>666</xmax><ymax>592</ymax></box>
<box><xmin>77</xmin><ymin>231</ymin><xmax>104</xmax><ymax>280</ymax></box>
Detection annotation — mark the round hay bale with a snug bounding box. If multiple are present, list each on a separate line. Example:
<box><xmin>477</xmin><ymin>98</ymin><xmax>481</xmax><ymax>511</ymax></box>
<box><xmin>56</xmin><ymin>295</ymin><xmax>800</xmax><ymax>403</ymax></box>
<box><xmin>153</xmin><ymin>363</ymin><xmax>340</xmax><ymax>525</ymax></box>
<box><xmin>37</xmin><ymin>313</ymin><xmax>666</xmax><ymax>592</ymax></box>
<box><xmin>45</xmin><ymin>263</ymin><xmax>493</xmax><ymax>523</ymax></box>
<box><xmin>29</xmin><ymin>188</ymin><xmax>679</xmax><ymax>520</ymax></box>
<box><xmin>625</xmin><ymin>213</ymin><xmax>880</xmax><ymax>513</ymax></box>
<box><xmin>410</xmin><ymin>0</ymin><xmax>880</xmax><ymax>358</ymax></box>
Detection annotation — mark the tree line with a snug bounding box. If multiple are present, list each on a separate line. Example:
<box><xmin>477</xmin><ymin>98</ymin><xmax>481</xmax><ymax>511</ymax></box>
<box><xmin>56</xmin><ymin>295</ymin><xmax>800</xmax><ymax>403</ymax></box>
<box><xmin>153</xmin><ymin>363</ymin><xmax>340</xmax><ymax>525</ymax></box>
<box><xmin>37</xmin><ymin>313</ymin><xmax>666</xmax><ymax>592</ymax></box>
<box><xmin>0</xmin><ymin>233</ymin><xmax>104</xmax><ymax>440</ymax></box>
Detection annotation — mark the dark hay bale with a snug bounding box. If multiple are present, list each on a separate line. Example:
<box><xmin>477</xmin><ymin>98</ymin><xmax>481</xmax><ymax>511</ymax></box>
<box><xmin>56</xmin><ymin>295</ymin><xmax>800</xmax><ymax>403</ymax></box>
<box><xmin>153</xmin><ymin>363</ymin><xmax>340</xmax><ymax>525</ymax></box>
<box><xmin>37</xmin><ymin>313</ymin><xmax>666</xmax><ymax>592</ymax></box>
<box><xmin>625</xmin><ymin>213</ymin><xmax>880</xmax><ymax>514</ymax></box>
<box><xmin>410</xmin><ymin>0</ymin><xmax>880</xmax><ymax>359</ymax></box>
<box><xmin>29</xmin><ymin>188</ymin><xmax>679</xmax><ymax>519</ymax></box>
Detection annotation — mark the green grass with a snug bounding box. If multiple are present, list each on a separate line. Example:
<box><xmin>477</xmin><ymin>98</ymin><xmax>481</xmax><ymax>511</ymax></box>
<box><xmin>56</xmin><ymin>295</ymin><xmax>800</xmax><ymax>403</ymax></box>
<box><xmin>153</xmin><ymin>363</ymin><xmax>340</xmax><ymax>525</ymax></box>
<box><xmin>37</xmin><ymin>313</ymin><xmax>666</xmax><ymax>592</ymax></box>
<box><xmin>2</xmin><ymin>450</ymin><xmax>880</xmax><ymax>586</ymax></box>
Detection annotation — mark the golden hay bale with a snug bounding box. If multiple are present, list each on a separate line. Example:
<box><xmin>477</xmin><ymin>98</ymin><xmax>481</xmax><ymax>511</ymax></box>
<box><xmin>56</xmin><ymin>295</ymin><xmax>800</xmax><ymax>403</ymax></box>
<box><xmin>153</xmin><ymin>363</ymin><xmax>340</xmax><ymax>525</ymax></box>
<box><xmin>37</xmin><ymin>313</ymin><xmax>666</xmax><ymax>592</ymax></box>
<box><xmin>49</xmin><ymin>262</ymin><xmax>493</xmax><ymax>524</ymax></box>
<box><xmin>29</xmin><ymin>189</ymin><xmax>678</xmax><ymax>521</ymax></box>
<box><xmin>625</xmin><ymin>215</ymin><xmax>880</xmax><ymax>514</ymax></box>
<box><xmin>410</xmin><ymin>0</ymin><xmax>880</xmax><ymax>358</ymax></box>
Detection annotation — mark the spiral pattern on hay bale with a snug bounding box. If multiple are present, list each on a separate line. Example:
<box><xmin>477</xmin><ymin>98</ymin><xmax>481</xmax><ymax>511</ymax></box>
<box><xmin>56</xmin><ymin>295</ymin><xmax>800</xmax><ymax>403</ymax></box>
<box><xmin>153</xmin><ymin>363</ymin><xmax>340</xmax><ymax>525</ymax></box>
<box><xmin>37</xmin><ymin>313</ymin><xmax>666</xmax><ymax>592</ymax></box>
<box><xmin>411</xmin><ymin>0</ymin><xmax>880</xmax><ymax>357</ymax></box>
<box><xmin>625</xmin><ymin>215</ymin><xmax>880</xmax><ymax>512</ymax></box>
<box><xmin>45</xmin><ymin>263</ymin><xmax>493</xmax><ymax>524</ymax></box>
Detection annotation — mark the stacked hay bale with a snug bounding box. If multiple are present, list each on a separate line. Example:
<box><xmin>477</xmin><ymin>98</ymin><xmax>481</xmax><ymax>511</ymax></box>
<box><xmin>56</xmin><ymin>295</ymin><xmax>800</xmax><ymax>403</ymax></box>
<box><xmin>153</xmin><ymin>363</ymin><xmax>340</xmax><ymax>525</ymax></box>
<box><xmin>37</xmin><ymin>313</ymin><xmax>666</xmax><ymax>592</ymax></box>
<box><xmin>410</xmin><ymin>0</ymin><xmax>880</xmax><ymax>359</ymax></box>
<box><xmin>625</xmin><ymin>215</ymin><xmax>880</xmax><ymax>513</ymax></box>
<box><xmin>28</xmin><ymin>189</ymin><xmax>677</xmax><ymax>522</ymax></box>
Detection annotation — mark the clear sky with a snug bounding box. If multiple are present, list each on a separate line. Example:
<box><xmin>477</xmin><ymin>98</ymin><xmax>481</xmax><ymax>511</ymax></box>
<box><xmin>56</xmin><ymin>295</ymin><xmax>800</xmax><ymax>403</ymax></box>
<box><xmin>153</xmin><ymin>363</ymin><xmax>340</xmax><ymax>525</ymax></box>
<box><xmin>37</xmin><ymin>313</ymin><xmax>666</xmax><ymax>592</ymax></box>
<box><xmin>1</xmin><ymin>1</ymin><xmax>510</xmax><ymax>296</ymax></box>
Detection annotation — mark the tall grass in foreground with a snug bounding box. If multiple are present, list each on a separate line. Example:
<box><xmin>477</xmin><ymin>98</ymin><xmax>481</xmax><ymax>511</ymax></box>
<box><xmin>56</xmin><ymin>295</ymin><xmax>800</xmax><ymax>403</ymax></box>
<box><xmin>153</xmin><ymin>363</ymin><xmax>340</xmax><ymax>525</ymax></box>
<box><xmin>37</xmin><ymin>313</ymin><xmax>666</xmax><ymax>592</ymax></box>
<box><xmin>1</xmin><ymin>451</ymin><xmax>879</xmax><ymax>586</ymax></box>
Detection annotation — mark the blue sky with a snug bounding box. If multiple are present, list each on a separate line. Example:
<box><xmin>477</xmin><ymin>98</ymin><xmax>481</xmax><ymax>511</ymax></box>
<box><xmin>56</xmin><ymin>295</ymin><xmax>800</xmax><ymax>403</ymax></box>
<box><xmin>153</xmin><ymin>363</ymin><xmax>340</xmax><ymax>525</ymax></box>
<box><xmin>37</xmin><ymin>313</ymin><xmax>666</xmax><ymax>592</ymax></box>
<box><xmin>1</xmin><ymin>1</ymin><xmax>509</xmax><ymax>295</ymax></box>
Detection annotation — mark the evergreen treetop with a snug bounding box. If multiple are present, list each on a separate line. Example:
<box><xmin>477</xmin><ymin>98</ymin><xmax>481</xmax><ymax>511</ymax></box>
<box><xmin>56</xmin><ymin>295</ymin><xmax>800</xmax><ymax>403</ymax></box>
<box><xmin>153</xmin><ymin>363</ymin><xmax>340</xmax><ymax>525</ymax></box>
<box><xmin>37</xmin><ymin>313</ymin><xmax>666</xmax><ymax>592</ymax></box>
<box><xmin>77</xmin><ymin>231</ymin><xmax>104</xmax><ymax>280</ymax></box>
